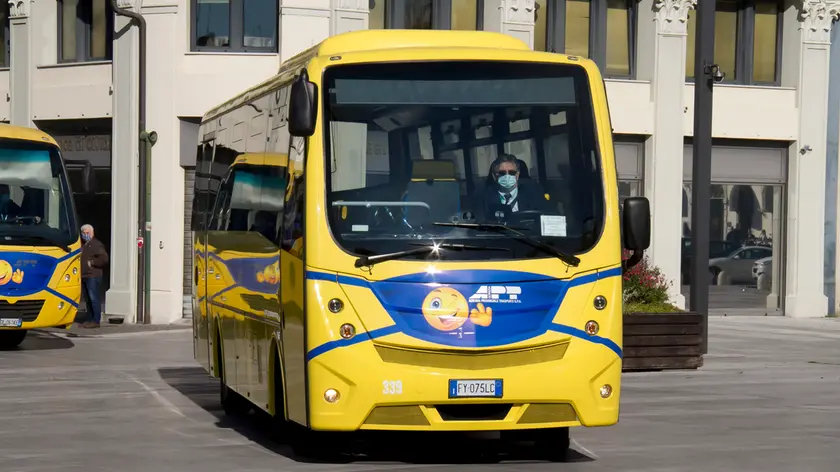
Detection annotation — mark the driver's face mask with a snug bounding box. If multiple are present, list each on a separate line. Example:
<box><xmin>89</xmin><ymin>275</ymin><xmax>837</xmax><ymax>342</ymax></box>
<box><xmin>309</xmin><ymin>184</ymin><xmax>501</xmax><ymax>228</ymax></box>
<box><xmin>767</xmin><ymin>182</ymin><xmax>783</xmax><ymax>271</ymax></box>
<box><xmin>498</xmin><ymin>174</ymin><xmax>516</xmax><ymax>190</ymax></box>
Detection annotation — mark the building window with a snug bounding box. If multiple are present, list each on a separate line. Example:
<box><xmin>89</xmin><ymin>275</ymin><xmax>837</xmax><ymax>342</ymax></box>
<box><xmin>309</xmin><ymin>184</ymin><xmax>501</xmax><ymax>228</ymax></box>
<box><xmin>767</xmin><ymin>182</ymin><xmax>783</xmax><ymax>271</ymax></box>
<box><xmin>368</xmin><ymin>0</ymin><xmax>482</xmax><ymax>30</ymax></box>
<box><xmin>538</xmin><ymin>1</ymin><xmax>636</xmax><ymax>79</ymax></box>
<box><xmin>686</xmin><ymin>1</ymin><xmax>782</xmax><ymax>85</ymax></box>
<box><xmin>58</xmin><ymin>0</ymin><xmax>114</xmax><ymax>63</ymax></box>
<box><xmin>191</xmin><ymin>0</ymin><xmax>278</xmax><ymax>52</ymax></box>
<box><xmin>1</xmin><ymin>3</ymin><xmax>9</xmax><ymax>68</ymax></box>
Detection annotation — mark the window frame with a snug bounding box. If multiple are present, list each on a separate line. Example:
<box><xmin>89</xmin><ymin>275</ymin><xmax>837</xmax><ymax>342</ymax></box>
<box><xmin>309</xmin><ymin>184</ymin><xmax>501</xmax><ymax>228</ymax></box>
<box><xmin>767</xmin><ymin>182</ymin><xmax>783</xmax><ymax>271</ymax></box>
<box><xmin>2</xmin><ymin>3</ymin><xmax>9</xmax><ymax>69</ymax></box>
<box><xmin>686</xmin><ymin>0</ymin><xmax>784</xmax><ymax>86</ymax></box>
<box><xmin>545</xmin><ymin>0</ymin><xmax>638</xmax><ymax>80</ymax></box>
<box><xmin>375</xmin><ymin>0</ymin><xmax>482</xmax><ymax>30</ymax></box>
<box><xmin>190</xmin><ymin>0</ymin><xmax>279</xmax><ymax>53</ymax></box>
<box><xmin>56</xmin><ymin>0</ymin><xmax>115</xmax><ymax>64</ymax></box>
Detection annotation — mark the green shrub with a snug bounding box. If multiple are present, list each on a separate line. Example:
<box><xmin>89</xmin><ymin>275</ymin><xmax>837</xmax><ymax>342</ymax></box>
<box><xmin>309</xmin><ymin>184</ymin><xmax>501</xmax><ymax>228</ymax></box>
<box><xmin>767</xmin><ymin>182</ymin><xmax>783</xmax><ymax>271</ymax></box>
<box><xmin>625</xmin><ymin>301</ymin><xmax>681</xmax><ymax>313</ymax></box>
<box><xmin>622</xmin><ymin>250</ymin><xmax>680</xmax><ymax>313</ymax></box>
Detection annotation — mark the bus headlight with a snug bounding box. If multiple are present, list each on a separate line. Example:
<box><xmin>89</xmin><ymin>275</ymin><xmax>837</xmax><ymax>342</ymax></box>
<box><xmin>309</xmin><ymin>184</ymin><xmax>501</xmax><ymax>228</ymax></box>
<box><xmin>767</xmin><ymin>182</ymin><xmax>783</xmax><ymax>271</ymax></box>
<box><xmin>328</xmin><ymin>298</ymin><xmax>344</xmax><ymax>313</ymax></box>
<box><xmin>324</xmin><ymin>388</ymin><xmax>340</xmax><ymax>403</ymax></box>
<box><xmin>64</xmin><ymin>274</ymin><xmax>71</xmax><ymax>282</ymax></box>
<box><xmin>585</xmin><ymin>320</ymin><xmax>599</xmax><ymax>336</ymax></box>
<box><xmin>593</xmin><ymin>295</ymin><xmax>607</xmax><ymax>310</ymax></box>
<box><xmin>600</xmin><ymin>384</ymin><xmax>613</xmax><ymax>399</ymax></box>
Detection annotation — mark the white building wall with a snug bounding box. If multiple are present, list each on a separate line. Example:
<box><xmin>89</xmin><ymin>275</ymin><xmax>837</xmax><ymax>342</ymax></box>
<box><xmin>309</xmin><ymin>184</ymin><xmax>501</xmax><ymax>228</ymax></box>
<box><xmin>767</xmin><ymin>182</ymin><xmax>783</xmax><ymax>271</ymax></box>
<box><xmin>5</xmin><ymin>0</ymin><xmax>837</xmax><ymax>322</ymax></box>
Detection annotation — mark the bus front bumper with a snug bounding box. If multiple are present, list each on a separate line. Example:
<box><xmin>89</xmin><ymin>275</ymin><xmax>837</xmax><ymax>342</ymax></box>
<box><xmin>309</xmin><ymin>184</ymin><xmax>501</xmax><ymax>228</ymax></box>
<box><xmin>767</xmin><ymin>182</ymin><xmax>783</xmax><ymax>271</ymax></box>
<box><xmin>305</xmin><ymin>337</ymin><xmax>621</xmax><ymax>432</ymax></box>
<box><xmin>0</xmin><ymin>291</ymin><xmax>79</xmax><ymax>330</ymax></box>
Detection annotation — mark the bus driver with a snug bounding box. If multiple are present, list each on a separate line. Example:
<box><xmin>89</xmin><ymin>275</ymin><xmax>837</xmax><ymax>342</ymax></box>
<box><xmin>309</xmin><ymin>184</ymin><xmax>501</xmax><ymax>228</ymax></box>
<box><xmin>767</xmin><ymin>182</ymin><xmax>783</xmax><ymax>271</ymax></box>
<box><xmin>475</xmin><ymin>154</ymin><xmax>551</xmax><ymax>221</ymax></box>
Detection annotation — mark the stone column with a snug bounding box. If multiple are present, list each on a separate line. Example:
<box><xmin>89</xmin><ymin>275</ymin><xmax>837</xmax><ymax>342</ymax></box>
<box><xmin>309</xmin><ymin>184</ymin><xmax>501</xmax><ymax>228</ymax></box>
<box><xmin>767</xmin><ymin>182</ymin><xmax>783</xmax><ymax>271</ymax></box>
<box><xmin>332</xmin><ymin>0</ymin><xmax>369</xmax><ymax>34</ymax></box>
<box><xmin>106</xmin><ymin>0</ymin><xmax>141</xmax><ymax>322</ymax></box>
<box><xmin>784</xmin><ymin>0</ymin><xmax>839</xmax><ymax>318</ymax></box>
<box><xmin>832</xmin><ymin>21</ymin><xmax>840</xmax><ymax>314</ymax></box>
<box><xmin>483</xmin><ymin>0</ymin><xmax>536</xmax><ymax>47</ymax></box>
<box><xmin>8</xmin><ymin>0</ymin><xmax>32</xmax><ymax>127</ymax></box>
<box><xmin>143</xmin><ymin>2</ymin><xmax>183</xmax><ymax>324</ymax></box>
<box><xmin>642</xmin><ymin>0</ymin><xmax>696</xmax><ymax>309</ymax></box>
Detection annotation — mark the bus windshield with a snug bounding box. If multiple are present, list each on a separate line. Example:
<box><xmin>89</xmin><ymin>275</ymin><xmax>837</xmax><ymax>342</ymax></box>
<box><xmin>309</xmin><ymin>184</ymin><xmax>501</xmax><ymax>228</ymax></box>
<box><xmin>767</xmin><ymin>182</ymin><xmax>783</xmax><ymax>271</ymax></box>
<box><xmin>324</xmin><ymin>61</ymin><xmax>605</xmax><ymax>262</ymax></box>
<box><xmin>0</xmin><ymin>139</ymin><xmax>78</xmax><ymax>249</ymax></box>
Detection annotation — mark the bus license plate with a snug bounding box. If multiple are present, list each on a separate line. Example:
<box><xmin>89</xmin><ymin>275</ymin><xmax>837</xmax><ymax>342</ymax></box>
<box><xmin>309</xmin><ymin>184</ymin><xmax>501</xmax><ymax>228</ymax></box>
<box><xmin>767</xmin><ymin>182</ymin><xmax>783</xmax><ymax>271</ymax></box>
<box><xmin>0</xmin><ymin>318</ymin><xmax>22</xmax><ymax>328</ymax></box>
<box><xmin>449</xmin><ymin>379</ymin><xmax>503</xmax><ymax>398</ymax></box>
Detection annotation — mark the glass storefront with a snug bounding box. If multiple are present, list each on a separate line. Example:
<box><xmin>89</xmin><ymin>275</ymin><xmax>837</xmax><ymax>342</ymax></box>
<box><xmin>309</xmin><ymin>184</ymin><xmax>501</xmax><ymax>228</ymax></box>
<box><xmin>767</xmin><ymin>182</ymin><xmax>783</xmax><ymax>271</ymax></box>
<box><xmin>681</xmin><ymin>142</ymin><xmax>787</xmax><ymax>313</ymax></box>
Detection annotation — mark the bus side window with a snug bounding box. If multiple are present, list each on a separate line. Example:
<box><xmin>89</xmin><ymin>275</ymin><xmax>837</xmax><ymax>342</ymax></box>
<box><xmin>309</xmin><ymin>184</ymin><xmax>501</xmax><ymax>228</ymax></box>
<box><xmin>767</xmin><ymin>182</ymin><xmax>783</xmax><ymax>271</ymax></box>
<box><xmin>192</xmin><ymin>140</ymin><xmax>214</xmax><ymax>233</ymax></box>
<box><xmin>281</xmin><ymin>136</ymin><xmax>305</xmax><ymax>258</ymax></box>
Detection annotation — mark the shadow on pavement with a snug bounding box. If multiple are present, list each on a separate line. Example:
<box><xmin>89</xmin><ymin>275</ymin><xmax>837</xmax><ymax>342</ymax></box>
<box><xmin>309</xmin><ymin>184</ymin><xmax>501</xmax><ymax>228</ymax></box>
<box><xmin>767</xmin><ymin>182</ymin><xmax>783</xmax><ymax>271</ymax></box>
<box><xmin>16</xmin><ymin>330</ymin><xmax>75</xmax><ymax>351</ymax></box>
<box><xmin>158</xmin><ymin>366</ymin><xmax>595</xmax><ymax>465</ymax></box>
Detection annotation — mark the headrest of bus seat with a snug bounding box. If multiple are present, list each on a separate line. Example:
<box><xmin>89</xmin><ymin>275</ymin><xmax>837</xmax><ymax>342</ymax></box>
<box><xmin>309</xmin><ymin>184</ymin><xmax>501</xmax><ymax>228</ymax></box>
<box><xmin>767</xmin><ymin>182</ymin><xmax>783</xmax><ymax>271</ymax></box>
<box><xmin>410</xmin><ymin>159</ymin><xmax>457</xmax><ymax>181</ymax></box>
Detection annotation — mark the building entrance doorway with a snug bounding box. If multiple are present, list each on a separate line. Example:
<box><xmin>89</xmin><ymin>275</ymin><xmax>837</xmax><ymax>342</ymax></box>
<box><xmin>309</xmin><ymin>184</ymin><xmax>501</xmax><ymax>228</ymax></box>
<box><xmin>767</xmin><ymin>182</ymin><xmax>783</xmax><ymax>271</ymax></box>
<box><xmin>681</xmin><ymin>141</ymin><xmax>787</xmax><ymax>315</ymax></box>
<box><xmin>51</xmin><ymin>127</ymin><xmax>113</xmax><ymax>315</ymax></box>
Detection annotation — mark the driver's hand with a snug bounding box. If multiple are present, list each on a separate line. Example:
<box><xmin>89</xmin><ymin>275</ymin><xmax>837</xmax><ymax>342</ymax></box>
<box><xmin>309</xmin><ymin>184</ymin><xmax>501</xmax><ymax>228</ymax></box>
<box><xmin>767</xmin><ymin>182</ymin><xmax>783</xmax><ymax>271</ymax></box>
<box><xmin>469</xmin><ymin>303</ymin><xmax>492</xmax><ymax>327</ymax></box>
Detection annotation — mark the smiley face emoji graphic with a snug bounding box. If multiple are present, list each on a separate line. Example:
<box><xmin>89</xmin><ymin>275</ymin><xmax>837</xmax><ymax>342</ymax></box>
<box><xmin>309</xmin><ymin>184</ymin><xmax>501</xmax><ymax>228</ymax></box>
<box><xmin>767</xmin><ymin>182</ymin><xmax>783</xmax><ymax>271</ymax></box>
<box><xmin>421</xmin><ymin>287</ymin><xmax>470</xmax><ymax>331</ymax></box>
<box><xmin>0</xmin><ymin>260</ymin><xmax>23</xmax><ymax>286</ymax></box>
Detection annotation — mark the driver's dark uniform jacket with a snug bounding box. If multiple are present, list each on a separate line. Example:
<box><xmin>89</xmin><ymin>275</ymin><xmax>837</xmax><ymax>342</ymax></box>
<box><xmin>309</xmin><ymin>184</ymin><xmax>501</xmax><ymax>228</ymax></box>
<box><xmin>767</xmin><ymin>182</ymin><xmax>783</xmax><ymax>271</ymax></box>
<box><xmin>474</xmin><ymin>179</ymin><xmax>553</xmax><ymax>221</ymax></box>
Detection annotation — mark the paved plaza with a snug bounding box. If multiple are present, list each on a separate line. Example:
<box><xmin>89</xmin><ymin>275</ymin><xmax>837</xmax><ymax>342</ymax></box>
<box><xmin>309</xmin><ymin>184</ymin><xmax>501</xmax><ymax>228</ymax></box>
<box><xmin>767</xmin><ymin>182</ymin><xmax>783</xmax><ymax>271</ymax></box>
<box><xmin>1</xmin><ymin>315</ymin><xmax>838</xmax><ymax>471</ymax></box>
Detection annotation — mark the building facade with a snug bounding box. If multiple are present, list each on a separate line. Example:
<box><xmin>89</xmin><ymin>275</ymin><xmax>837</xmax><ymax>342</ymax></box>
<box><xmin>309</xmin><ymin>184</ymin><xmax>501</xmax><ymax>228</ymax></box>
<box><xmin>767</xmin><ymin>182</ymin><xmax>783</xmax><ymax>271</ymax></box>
<box><xmin>1</xmin><ymin>0</ymin><xmax>837</xmax><ymax>323</ymax></box>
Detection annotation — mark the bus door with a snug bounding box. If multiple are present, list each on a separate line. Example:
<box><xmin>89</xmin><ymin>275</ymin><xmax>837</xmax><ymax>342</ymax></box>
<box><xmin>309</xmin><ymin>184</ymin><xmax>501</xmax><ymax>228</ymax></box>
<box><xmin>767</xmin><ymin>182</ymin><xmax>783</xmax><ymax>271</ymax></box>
<box><xmin>279</xmin><ymin>136</ymin><xmax>307</xmax><ymax>425</ymax></box>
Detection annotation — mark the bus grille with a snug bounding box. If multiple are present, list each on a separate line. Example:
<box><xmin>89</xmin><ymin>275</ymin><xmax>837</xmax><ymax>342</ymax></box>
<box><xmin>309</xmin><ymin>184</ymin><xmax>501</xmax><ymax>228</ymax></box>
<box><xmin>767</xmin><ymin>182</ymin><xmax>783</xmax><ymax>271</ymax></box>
<box><xmin>0</xmin><ymin>300</ymin><xmax>44</xmax><ymax>322</ymax></box>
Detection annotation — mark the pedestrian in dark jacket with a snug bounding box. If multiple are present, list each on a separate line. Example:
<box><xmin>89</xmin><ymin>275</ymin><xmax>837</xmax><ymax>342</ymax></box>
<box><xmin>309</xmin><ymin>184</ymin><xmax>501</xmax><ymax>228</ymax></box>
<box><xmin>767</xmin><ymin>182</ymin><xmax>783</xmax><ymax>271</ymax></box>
<box><xmin>80</xmin><ymin>224</ymin><xmax>108</xmax><ymax>328</ymax></box>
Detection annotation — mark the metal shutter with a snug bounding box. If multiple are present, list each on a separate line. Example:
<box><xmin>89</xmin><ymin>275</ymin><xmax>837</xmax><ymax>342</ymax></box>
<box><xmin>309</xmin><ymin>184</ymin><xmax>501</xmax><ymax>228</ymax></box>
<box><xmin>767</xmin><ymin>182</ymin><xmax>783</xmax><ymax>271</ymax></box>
<box><xmin>183</xmin><ymin>167</ymin><xmax>195</xmax><ymax>318</ymax></box>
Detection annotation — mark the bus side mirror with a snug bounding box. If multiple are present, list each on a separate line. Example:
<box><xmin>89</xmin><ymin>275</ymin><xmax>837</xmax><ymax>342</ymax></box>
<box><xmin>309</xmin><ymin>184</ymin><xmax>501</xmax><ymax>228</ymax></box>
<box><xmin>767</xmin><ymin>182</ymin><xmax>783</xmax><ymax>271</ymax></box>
<box><xmin>289</xmin><ymin>69</ymin><xmax>318</xmax><ymax>137</ymax></box>
<box><xmin>622</xmin><ymin>197</ymin><xmax>650</xmax><ymax>270</ymax></box>
<box><xmin>622</xmin><ymin>197</ymin><xmax>650</xmax><ymax>250</ymax></box>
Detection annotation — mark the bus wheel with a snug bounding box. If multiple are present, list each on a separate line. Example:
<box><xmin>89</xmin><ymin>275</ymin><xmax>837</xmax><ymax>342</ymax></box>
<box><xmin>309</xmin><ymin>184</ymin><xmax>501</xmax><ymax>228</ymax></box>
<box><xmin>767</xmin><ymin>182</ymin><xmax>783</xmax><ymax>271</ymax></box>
<box><xmin>0</xmin><ymin>330</ymin><xmax>27</xmax><ymax>350</ymax></box>
<box><xmin>533</xmin><ymin>427</ymin><xmax>570</xmax><ymax>462</ymax></box>
<box><xmin>216</xmin><ymin>335</ymin><xmax>250</xmax><ymax>416</ymax></box>
<box><xmin>289</xmin><ymin>428</ymin><xmax>345</xmax><ymax>462</ymax></box>
<box><xmin>220</xmin><ymin>382</ymin><xmax>251</xmax><ymax>416</ymax></box>
<box><xmin>270</xmin><ymin>351</ymin><xmax>290</xmax><ymax>439</ymax></box>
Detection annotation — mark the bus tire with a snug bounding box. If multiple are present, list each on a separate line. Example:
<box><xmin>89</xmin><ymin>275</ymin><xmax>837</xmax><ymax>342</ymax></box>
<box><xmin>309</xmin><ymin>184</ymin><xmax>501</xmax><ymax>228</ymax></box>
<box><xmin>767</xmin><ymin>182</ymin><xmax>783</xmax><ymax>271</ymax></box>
<box><xmin>216</xmin><ymin>331</ymin><xmax>250</xmax><ymax>416</ymax></box>
<box><xmin>270</xmin><ymin>350</ymin><xmax>290</xmax><ymax>439</ymax></box>
<box><xmin>533</xmin><ymin>427</ymin><xmax>570</xmax><ymax>462</ymax></box>
<box><xmin>0</xmin><ymin>330</ymin><xmax>27</xmax><ymax>350</ymax></box>
<box><xmin>289</xmin><ymin>428</ymin><xmax>344</xmax><ymax>462</ymax></box>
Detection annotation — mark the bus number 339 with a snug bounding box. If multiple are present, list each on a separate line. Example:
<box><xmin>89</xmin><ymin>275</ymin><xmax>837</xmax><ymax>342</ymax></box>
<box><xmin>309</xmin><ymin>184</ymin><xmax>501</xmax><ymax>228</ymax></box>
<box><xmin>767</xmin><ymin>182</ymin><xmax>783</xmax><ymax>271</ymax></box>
<box><xmin>383</xmin><ymin>380</ymin><xmax>403</xmax><ymax>395</ymax></box>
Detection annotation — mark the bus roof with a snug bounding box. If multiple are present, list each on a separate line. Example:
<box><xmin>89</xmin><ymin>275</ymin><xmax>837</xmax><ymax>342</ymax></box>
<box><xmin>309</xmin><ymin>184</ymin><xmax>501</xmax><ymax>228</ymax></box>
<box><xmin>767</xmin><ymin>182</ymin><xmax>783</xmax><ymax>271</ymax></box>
<box><xmin>201</xmin><ymin>30</ymin><xmax>533</xmax><ymax>122</ymax></box>
<box><xmin>316</xmin><ymin>29</ymin><xmax>530</xmax><ymax>56</ymax></box>
<box><xmin>0</xmin><ymin>124</ymin><xmax>58</xmax><ymax>146</ymax></box>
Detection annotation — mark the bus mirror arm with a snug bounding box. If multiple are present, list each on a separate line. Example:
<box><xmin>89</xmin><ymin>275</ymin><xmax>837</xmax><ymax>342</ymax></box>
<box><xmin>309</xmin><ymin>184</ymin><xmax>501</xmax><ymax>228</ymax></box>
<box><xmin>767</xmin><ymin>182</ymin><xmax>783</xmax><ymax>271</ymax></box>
<box><xmin>622</xmin><ymin>250</ymin><xmax>644</xmax><ymax>271</ymax></box>
<box><xmin>621</xmin><ymin>197</ymin><xmax>651</xmax><ymax>271</ymax></box>
<box><xmin>289</xmin><ymin>68</ymin><xmax>318</xmax><ymax>137</ymax></box>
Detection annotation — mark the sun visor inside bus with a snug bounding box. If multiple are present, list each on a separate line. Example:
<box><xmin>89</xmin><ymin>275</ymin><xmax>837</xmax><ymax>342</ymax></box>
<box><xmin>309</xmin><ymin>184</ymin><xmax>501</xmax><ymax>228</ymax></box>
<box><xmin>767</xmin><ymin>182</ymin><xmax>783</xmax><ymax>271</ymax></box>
<box><xmin>0</xmin><ymin>149</ymin><xmax>53</xmax><ymax>190</ymax></box>
<box><xmin>229</xmin><ymin>170</ymin><xmax>286</xmax><ymax>212</ymax></box>
<box><xmin>331</xmin><ymin>77</ymin><xmax>578</xmax><ymax>106</ymax></box>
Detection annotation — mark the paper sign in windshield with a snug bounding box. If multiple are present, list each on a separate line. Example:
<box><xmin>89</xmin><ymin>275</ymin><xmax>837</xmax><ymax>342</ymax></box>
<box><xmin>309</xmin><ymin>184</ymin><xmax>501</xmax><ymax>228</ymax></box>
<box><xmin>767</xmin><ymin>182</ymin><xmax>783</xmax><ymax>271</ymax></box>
<box><xmin>540</xmin><ymin>215</ymin><xmax>567</xmax><ymax>237</ymax></box>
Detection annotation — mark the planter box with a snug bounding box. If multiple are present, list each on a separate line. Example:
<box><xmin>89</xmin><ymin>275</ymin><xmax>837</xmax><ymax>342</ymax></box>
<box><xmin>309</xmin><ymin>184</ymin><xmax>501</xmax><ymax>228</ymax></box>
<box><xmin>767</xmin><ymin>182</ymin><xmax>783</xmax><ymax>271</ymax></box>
<box><xmin>622</xmin><ymin>312</ymin><xmax>704</xmax><ymax>372</ymax></box>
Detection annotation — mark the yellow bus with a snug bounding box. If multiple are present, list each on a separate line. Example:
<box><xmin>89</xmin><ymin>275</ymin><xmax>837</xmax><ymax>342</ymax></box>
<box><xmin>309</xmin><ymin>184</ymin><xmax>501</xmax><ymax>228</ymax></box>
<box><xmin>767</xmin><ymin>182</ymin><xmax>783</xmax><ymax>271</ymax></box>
<box><xmin>0</xmin><ymin>124</ymin><xmax>81</xmax><ymax>349</ymax></box>
<box><xmin>191</xmin><ymin>29</ymin><xmax>651</xmax><ymax>460</ymax></box>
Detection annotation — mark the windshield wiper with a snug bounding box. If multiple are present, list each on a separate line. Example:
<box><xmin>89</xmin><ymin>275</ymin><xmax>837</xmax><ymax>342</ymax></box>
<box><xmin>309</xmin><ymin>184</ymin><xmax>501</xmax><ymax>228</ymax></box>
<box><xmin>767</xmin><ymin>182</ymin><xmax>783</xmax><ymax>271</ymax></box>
<box><xmin>0</xmin><ymin>234</ymin><xmax>71</xmax><ymax>253</ymax></box>
<box><xmin>0</xmin><ymin>216</ymin><xmax>42</xmax><ymax>224</ymax></box>
<box><xmin>354</xmin><ymin>242</ymin><xmax>510</xmax><ymax>268</ymax></box>
<box><xmin>433</xmin><ymin>222</ymin><xmax>581</xmax><ymax>267</ymax></box>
